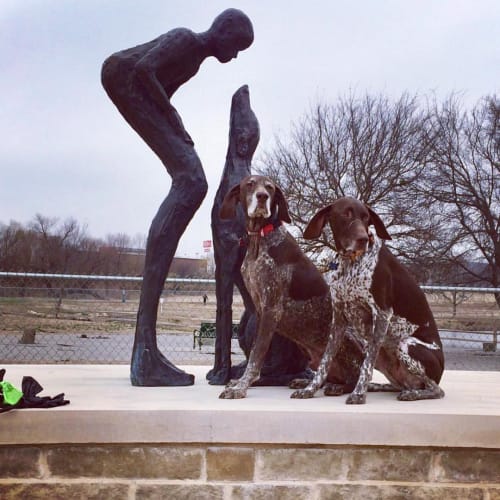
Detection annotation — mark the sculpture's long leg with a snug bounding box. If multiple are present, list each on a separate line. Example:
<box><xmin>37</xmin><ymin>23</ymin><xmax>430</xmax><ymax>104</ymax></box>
<box><xmin>102</xmin><ymin>58</ymin><xmax>207</xmax><ymax>386</ymax></box>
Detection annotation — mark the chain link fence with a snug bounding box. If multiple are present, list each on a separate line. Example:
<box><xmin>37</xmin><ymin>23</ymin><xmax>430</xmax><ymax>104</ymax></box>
<box><xmin>0</xmin><ymin>272</ymin><xmax>499</xmax><ymax>371</ymax></box>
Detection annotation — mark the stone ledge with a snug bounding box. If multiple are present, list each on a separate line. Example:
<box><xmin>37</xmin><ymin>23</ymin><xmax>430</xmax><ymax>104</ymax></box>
<box><xmin>0</xmin><ymin>365</ymin><xmax>499</xmax><ymax>449</ymax></box>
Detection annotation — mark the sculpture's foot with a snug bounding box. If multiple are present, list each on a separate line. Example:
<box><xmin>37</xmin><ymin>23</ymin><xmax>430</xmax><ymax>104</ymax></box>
<box><xmin>130</xmin><ymin>346</ymin><xmax>194</xmax><ymax>386</ymax></box>
<box><xmin>206</xmin><ymin>366</ymin><xmax>231</xmax><ymax>385</ymax></box>
<box><xmin>229</xmin><ymin>361</ymin><xmax>247</xmax><ymax>380</ymax></box>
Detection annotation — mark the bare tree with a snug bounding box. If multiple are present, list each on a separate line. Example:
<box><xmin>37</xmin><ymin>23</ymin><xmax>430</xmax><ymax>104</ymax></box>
<box><xmin>0</xmin><ymin>216</ymin><xmax>144</xmax><ymax>277</ymax></box>
<box><xmin>258</xmin><ymin>92</ymin><xmax>431</xmax><ymax>262</ymax></box>
<box><xmin>101</xmin><ymin>233</ymin><xmax>131</xmax><ymax>275</ymax></box>
<box><xmin>0</xmin><ymin>221</ymin><xmax>31</xmax><ymax>270</ymax></box>
<box><xmin>28</xmin><ymin>214</ymin><xmax>89</xmax><ymax>274</ymax></box>
<box><xmin>257</xmin><ymin>92</ymin><xmax>499</xmax><ymax>298</ymax></box>
<box><xmin>422</xmin><ymin>95</ymin><xmax>499</xmax><ymax>301</ymax></box>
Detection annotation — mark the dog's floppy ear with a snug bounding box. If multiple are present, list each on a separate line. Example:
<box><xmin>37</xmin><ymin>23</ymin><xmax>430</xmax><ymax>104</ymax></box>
<box><xmin>219</xmin><ymin>184</ymin><xmax>241</xmax><ymax>219</ymax></box>
<box><xmin>303</xmin><ymin>205</ymin><xmax>333</xmax><ymax>239</ymax></box>
<box><xmin>366</xmin><ymin>205</ymin><xmax>392</xmax><ymax>240</ymax></box>
<box><xmin>274</xmin><ymin>185</ymin><xmax>292</xmax><ymax>223</ymax></box>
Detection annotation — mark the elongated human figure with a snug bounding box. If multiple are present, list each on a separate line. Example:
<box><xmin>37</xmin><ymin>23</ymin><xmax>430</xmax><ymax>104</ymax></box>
<box><xmin>207</xmin><ymin>85</ymin><xmax>258</xmax><ymax>385</ymax></box>
<box><xmin>207</xmin><ymin>85</ymin><xmax>310</xmax><ymax>385</ymax></box>
<box><xmin>101</xmin><ymin>9</ymin><xmax>254</xmax><ymax>386</ymax></box>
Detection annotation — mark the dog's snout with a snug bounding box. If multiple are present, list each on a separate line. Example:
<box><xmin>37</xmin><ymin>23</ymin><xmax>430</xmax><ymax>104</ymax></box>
<box><xmin>256</xmin><ymin>191</ymin><xmax>269</xmax><ymax>202</ymax></box>
<box><xmin>355</xmin><ymin>235</ymin><xmax>368</xmax><ymax>249</ymax></box>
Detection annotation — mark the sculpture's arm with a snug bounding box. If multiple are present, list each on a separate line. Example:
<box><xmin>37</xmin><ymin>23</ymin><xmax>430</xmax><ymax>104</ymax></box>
<box><xmin>135</xmin><ymin>60</ymin><xmax>173</xmax><ymax>113</ymax></box>
<box><xmin>134</xmin><ymin>31</ymin><xmax>195</xmax><ymax>144</ymax></box>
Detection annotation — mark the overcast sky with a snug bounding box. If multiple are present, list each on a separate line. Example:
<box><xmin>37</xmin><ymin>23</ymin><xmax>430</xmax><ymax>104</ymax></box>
<box><xmin>1</xmin><ymin>1</ymin><xmax>499</xmax><ymax>258</ymax></box>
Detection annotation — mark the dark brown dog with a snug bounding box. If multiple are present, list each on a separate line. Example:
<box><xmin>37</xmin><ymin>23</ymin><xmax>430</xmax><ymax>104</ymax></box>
<box><xmin>291</xmin><ymin>197</ymin><xmax>445</xmax><ymax>403</ymax></box>
<box><xmin>218</xmin><ymin>176</ymin><xmax>362</xmax><ymax>398</ymax></box>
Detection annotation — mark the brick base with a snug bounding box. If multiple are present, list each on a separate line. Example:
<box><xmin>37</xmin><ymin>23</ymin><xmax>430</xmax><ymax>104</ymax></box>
<box><xmin>1</xmin><ymin>444</ymin><xmax>499</xmax><ymax>499</ymax></box>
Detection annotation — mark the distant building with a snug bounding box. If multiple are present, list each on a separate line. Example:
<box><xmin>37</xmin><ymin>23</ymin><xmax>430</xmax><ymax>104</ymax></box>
<box><xmin>118</xmin><ymin>248</ymin><xmax>211</xmax><ymax>278</ymax></box>
<box><xmin>169</xmin><ymin>256</ymin><xmax>209</xmax><ymax>278</ymax></box>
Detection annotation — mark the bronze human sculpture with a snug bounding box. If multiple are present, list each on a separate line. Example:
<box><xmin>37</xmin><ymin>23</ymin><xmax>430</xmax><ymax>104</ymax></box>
<box><xmin>101</xmin><ymin>9</ymin><xmax>254</xmax><ymax>386</ymax></box>
<box><xmin>207</xmin><ymin>85</ymin><xmax>310</xmax><ymax>385</ymax></box>
<box><xmin>207</xmin><ymin>84</ymin><xmax>258</xmax><ymax>385</ymax></box>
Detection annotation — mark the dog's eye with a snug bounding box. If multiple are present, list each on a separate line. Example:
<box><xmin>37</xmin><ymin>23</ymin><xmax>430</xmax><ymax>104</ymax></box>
<box><xmin>344</xmin><ymin>209</ymin><xmax>353</xmax><ymax>218</ymax></box>
<box><xmin>247</xmin><ymin>180</ymin><xmax>255</xmax><ymax>187</ymax></box>
<box><xmin>265</xmin><ymin>183</ymin><xmax>274</xmax><ymax>191</ymax></box>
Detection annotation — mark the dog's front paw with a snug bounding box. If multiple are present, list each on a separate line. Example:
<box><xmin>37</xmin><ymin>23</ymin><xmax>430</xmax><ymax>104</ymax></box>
<box><xmin>288</xmin><ymin>378</ymin><xmax>310</xmax><ymax>389</ymax></box>
<box><xmin>219</xmin><ymin>386</ymin><xmax>247</xmax><ymax>399</ymax></box>
<box><xmin>225</xmin><ymin>379</ymin><xmax>240</xmax><ymax>388</ymax></box>
<box><xmin>290</xmin><ymin>387</ymin><xmax>316</xmax><ymax>399</ymax></box>
<box><xmin>346</xmin><ymin>392</ymin><xmax>366</xmax><ymax>405</ymax></box>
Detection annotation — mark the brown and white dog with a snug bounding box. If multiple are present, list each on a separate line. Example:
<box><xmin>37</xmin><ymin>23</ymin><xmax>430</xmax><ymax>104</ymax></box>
<box><xmin>218</xmin><ymin>176</ymin><xmax>362</xmax><ymax>398</ymax></box>
<box><xmin>291</xmin><ymin>197</ymin><xmax>445</xmax><ymax>403</ymax></box>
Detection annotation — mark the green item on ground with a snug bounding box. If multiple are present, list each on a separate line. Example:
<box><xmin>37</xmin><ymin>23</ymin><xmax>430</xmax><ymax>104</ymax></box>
<box><xmin>0</xmin><ymin>380</ymin><xmax>23</xmax><ymax>405</ymax></box>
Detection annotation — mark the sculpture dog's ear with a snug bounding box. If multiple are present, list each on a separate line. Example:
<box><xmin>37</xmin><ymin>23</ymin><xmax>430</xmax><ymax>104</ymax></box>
<box><xmin>220</xmin><ymin>184</ymin><xmax>241</xmax><ymax>219</ymax></box>
<box><xmin>366</xmin><ymin>205</ymin><xmax>392</xmax><ymax>240</ymax></box>
<box><xmin>274</xmin><ymin>185</ymin><xmax>292</xmax><ymax>223</ymax></box>
<box><xmin>303</xmin><ymin>205</ymin><xmax>333</xmax><ymax>239</ymax></box>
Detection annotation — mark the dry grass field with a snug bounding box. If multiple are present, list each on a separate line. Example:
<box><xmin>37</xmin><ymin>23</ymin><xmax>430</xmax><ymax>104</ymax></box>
<box><xmin>0</xmin><ymin>291</ymin><xmax>497</xmax><ymax>336</ymax></box>
<box><xmin>425</xmin><ymin>291</ymin><xmax>499</xmax><ymax>333</ymax></box>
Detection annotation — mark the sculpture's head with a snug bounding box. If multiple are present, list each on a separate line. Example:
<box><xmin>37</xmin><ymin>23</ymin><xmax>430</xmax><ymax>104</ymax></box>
<box><xmin>230</xmin><ymin>85</ymin><xmax>260</xmax><ymax>159</ymax></box>
<box><xmin>209</xmin><ymin>8</ymin><xmax>254</xmax><ymax>62</ymax></box>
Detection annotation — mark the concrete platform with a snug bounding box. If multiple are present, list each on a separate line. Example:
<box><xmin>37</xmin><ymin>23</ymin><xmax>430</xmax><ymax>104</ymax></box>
<box><xmin>1</xmin><ymin>365</ymin><xmax>499</xmax><ymax>449</ymax></box>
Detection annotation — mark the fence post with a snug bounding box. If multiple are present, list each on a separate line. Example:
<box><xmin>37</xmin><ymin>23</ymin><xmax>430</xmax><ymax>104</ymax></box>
<box><xmin>55</xmin><ymin>287</ymin><xmax>64</xmax><ymax>318</ymax></box>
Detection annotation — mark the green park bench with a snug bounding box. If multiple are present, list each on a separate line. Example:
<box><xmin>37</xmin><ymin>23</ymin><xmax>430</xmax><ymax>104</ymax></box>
<box><xmin>193</xmin><ymin>322</ymin><xmax>239</xmax><ymax>350</ymax></box>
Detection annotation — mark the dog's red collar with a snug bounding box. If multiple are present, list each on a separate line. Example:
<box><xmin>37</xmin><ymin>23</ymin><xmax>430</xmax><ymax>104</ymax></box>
<box><xmin>242</xmin><ymin>222</ymin><xmax>281</xmax><ymax>247</ymax></box>
<box><xmin>247</xmin><ymin>222</ymin><xmax>280</xmax><ymax>238</ymax></box>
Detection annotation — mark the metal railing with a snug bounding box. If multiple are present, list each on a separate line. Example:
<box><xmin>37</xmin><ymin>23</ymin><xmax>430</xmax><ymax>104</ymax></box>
<box><xmin>0</xmin><ymin>272</ymin><xmax>498</xmax><ymax>370</ymax></box>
